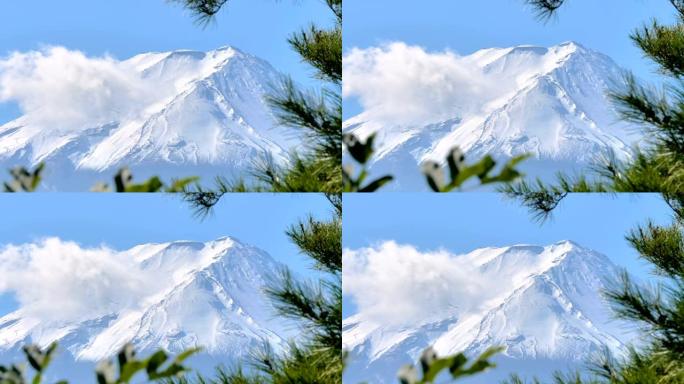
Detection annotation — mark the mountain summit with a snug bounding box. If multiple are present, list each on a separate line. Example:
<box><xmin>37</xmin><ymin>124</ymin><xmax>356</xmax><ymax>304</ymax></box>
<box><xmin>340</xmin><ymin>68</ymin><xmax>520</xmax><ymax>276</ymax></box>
<box><xmin>343</xmin><ymin>42</ymin><xmax>640</xmax><ymax>190</ymax></box>
<box><xmin>342</xmin><ymin>241</ymin><xmax>636</xmax><ymax>383</ymax></box>
<box><xmin>0</xmin><ymin>237</ymin><xmax>290</xmax><ymax>366</ymax></box>
<box><xmin>0</xmin><ymin>46</ymin><xmax>296</xmax><ymax>190</ymax></box>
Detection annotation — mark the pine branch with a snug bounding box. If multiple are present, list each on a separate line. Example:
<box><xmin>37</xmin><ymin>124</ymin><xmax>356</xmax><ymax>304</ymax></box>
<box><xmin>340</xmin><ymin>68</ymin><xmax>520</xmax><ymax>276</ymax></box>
<box><xmin>525</xmin><ymin>0</ymin><xmax>567</xmax><ymax>19</ymax></box>
<box><xmin>172</xmin><ymin>0</ymin><xmax>229</xmax><ymax>23</ymax></box>
<box><xmin>626</xmin><ymin>222</ymin><xmax>684</xmax><ymax>278</ymax></box>
<box><xmin>672</xmin><ymin>0</ymin><xmax>684</xmax><ymax>19</ymax></box>
<box><xmin>265</xmin><ymin>269</ymin><xmax>341</xmax><ymax>350</ymax></box>
<box><xmin>605</xmin><ymin>272</ymin><xmax>684</xmax><ymax>356</ymax></box>
<box><xmin>325</xmin><ymin>0</ymin><xmax>342</xmax><ymax>22</ymax></box>
<box><xmin>632</xmin><ymin>20</ymin><xmax>684</xmax><ymax>78</ymax></box>
<box><xmin>267</xmin><ymin>78</ymin><xmax>341</xmax><ymax>163</ymax></box>
<box><xmin>500</xmin><ymin>172</ymin><xmax>608</xmax><ymax>221</ymax></box>
<box><xmin>288</xmin><ymin>25</ymin><xmax>342</xmax><ymax>84</ymax></box>
<box><xmin>286</xmin><ymin>215</ymin><xmax>341</xmax><ymax>274</ymax></box>
<box><xmin>251</xmin><ymin>152</ymin><xmax>341</xmax><ymax>193</ymax></box>
<box><xmin>326</xmin><ymin>193</ymin><xmax>342</xmax><ymax>217</ymax></box>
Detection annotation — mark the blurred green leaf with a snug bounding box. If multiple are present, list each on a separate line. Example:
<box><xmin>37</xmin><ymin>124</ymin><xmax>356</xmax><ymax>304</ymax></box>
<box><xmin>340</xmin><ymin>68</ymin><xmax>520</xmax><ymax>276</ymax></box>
<box><xmin>423</xmin><ymin>148</ymin><xmax>528</xmax><ymax>192</ymax></box>
<box><xmin>3</xmin><ymin>162</ymin><xmax>45</xmax><ymax>192</ymax></box>
<box><xmin>358</xmin><ymin>175</ymin><xmax>394</xmax><ymax>192</ymax></box>
<box><xmin>343</xmin><ymin>133</ymin><xmax>394</xmax><ymax>192</ymax></box>
<box><xmin>398</xmin><ymin>346</ymin><xmax>503</xmax><ymax>383</ymax></box>
<box><xmin>344</xmin><ymin>133</ymin><xmax>375</xmax><ymax>164</ymax></box>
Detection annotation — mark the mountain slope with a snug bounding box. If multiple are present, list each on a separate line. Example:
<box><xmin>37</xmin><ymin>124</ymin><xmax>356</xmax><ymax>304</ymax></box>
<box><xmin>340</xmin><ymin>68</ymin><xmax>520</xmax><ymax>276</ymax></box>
<box><xmin>342</xmin><ymin>241</ymin><xmax>636</xmax><ymax>383</ymax></box>
<box><xmin>0</xmin><ymin>236</ymin><xmax>292</xmax><ymax>365</ymax></box>
<box><xmin>0</xmin><ymin>47</ymin><xmax>296</xmax><ymax>190</ymax></box>
<box><xmin>343</xmin><ymin>42</ymin><xmax>640</xmax><ymax>190</ymax></box>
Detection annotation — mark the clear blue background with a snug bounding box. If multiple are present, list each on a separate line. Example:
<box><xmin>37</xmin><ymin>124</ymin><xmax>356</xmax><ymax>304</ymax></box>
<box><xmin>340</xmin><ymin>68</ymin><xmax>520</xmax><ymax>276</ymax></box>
<box><xmin>343</xmin><ymin>193</ymin><xmax>673</xmax><ymax>317</ymax></box>
<box><xmin>343</xmin><ymin>0</ymin><xmax>677</xmax><ymax>118</ymax></box>
<box><xmin>0</xmin><ymin>0</ymin><xmax>332</xmax><ymax>123</ymax></box>
<box><xmin>0</xmin><ymin>193</ymin><xmax>332</xmax><ymax>316</ymax></box>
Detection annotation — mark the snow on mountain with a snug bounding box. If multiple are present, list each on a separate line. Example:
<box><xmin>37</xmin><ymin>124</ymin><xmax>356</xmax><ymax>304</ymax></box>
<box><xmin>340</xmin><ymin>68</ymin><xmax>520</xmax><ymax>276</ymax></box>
<box><xmin>0</xmin><ymin>46</ymin><xmax>296</xmax><ymax>190</ymax></box>
<box><xmin>343</xmin><ymin>42</ymin><xmax>641</xmax><ymax>190</ymax></box>
<box><xmin>342</xmin><ymin>241</ymin><xmax>636</xmax><ymax>383</ymax></box>
<box><xmin>0</xmin><ymin>236</ymin><xmax>292</xmax><ymax>365</ymax></box>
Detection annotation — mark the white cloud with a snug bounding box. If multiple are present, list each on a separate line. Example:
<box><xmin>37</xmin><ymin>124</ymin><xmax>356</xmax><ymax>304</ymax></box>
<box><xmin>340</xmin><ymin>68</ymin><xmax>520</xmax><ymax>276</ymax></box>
<box><xmin>0</xmin><ymin>47</ymin><xmax>167</xmax><ymax>132</ymax></box>
<box><xmin>343</xmin><ymin>241</ymin><xmax>491</xmax><ymax>326</ymax></box>
<box><xmin>343</xmin><ymin>42</ymin><xmax>507</xmax><ymax>126</ymax></box>
<box><xmin>0</xmin><ymin>238</ymin><xmax>160</xmax><ymax>323</ymax></box>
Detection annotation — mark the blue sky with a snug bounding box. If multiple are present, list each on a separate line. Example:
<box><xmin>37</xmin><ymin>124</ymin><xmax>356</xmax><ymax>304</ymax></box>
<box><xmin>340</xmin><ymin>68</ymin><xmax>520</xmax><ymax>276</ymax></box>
<box><xmin>0</xmin><ymin>0</ymin><xmax>332</xmax><ymax>123</ymax></box>
<box><xmin>343</xmin><ymin>193</ymin><xmax>673</xmax><ymax>317</ymax></box>
<box><xmin>343</xmin><ymin>0</ymin><xmax>677</xmax><ymax>118</ymax></box>
<box><xmin>0</xmin><ymin>193</ymin><xmax>332</xmax><ymax>315</ymax></box>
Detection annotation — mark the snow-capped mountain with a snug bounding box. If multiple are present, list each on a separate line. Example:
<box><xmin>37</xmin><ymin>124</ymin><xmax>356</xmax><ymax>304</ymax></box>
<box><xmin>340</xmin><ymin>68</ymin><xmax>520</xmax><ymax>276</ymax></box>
<box><xmin>0</xmin><ymin>237</ymin><xmax>292</xmax><ymax>379</ymax></box>
<box><xmin>0</xmin><ymin>46</ymin><xmax>296</xmax><ymax>190</ymax></box>
<box><xmin>343</xmin><ymin>241</ymin><xmax>636</xmax><ymax>383</ymax></box>
<box><xmin>343</xmin><ymin>42</ymin><xmax>641</xmax><ymax>190</ymax></box>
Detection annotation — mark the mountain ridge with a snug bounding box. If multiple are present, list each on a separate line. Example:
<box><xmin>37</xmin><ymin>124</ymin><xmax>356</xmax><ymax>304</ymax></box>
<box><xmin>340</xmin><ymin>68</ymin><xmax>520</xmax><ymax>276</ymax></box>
<box><xmin>0</xmin><ymin>236</ymin><xmax>292</xmax><ymax>362</ymax></box>
<box><xmin>0</xmin><ymin>46</ymin><xmax>297</xmax><ymax>190</ymax></box>
<box><xmin>342</xmin><ymin>240</ymin><xmax>635</xmax><ymax>383</ymax></box>
<box><xmin>343</xmin><ymin>42</ymin><xmax>641</xmax><ymax>190</ymax></box>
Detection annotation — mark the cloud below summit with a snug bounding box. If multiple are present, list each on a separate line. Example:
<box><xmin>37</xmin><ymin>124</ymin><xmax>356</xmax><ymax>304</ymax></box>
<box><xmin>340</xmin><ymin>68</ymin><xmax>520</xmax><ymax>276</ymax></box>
<box><xmin>343</xmin><ymin>42</ymin><xmax>505</xmax><ymax>126</ymax></box>
<box><xmin>0</xmin><ymin>238</ymin><xmax>159</xmax><ymax>323</ymax></box>
<box><xmin>0</xmin><ymin>46</ymin><xmax>169</xmax><ymax>131</ymax></box>
<box><xmin>343</xmin><ymin>241</ymin><xmax>490</xmax><ymax>325</ymax></box>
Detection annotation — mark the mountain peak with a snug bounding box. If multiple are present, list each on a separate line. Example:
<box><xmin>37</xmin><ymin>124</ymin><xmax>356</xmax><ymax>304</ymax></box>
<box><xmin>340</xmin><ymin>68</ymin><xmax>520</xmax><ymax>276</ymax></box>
<box><xmin>552</xmin><ymin>239</ymin><xmax>582</xmax><ymax>249</ymax></box>
<box><xmin>213</xmin><ymin>45</ymin><xmax>237</xmax><ymax>52</ymax></box>
<box><xmin>211</xmin><ymin>45</ymin><xmax>248</xmax><ymax>56</ymax></box>
<box><xmin>553</xmin><ymin>40</ymin><xmax>587</xmax><ymax>51</ymax></box>
<box><xmin>0</xmin><ymin>45</ymin><xmax>296</xmax><ymax>190</ymax></box>
<box><xmin>501</xmin><ymin>41</ymin><xmax>586</xmax><ymax>57</ymax></box>
<box><xmin>132</xmin><ymin>236</ymin><xmax>274</xmax><ymax>276</ymax></box>
<box><xmin>506</xmin><ymin>45</ymin><xmax>550</xmax><ymax>55</ymax></box>
<box><xmin>211</xmin><ymin>235</ymin><xmax>238</xmax><ymax>244</ymax></box>
<box><xmin>471</xmin><ymin>241</ymin><xmax>605</xmax><ymax>278</ymax></box>
<box><xmin>0</xmin><ymin>236</ymin><xmax>290</xmax><ymax>362</ymax></box>
<box><xmin>552</xmin><ymin>40</ymin><xmax>599</xmax><ymax>61</ymax></box>
<box><xmin>557</xmin><ymin>40</ymin><xmax>584</xmax><ymax>49</ymax></box>
<box><xmin>343</xmin><ymin>40</ymin><xmax>638</xmax><ymax>190</ymax></box>
<box><xmin>343</xmin><ymin>241</ymin><xmax>633</xmax><ymax>383</ymax></box>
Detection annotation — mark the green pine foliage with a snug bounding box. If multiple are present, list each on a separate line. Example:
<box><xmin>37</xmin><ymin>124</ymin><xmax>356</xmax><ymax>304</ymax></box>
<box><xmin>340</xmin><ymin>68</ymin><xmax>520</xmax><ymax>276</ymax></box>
<box><xmin>525</xmin><ymin>0</ymin><xmax>566</xmax><ymax>19</ymax></box>
<box><xmin>175</xmin><ymin>194</ymin><xmax>342</xmax><ymax>384</ymax></box>
<box><xmin>174</xmin><ymin>0</ymin><xmax>227</xmax><ymax>20</ymax></box>
<box><xmin>503</xmin><ymin>372</ymin><xmax>596</xmax><ymax>384</ymax></box>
